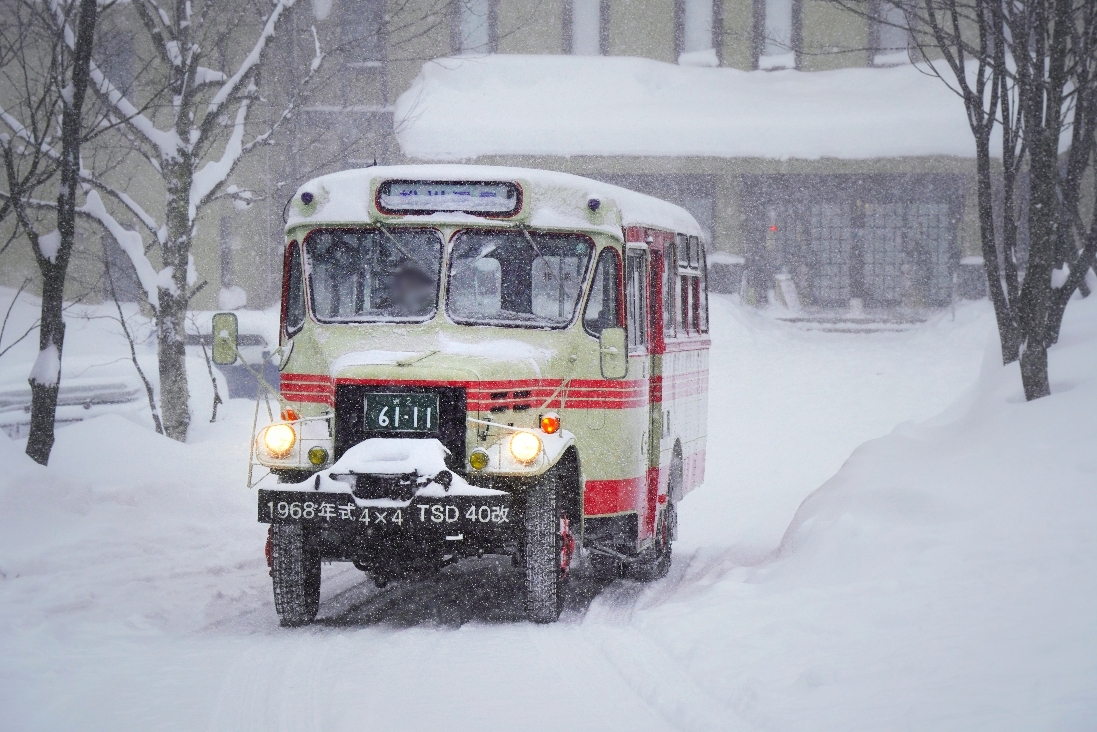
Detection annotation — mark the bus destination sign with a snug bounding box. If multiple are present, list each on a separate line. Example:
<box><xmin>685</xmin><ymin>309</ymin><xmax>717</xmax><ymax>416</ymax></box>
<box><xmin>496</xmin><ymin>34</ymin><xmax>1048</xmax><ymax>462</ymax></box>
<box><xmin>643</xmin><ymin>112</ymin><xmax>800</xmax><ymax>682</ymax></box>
<box><xmin>377</xmin><ymin>180</ymin><xmax>521</xmax><ymax>217</ymax></box>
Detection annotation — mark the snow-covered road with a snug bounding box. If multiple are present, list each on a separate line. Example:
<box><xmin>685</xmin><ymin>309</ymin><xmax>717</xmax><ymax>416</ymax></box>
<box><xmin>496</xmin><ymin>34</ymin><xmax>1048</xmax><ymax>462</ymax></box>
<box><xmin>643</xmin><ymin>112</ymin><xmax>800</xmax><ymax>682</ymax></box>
<box><xmin>9</xmin><ymin>293</ymin><xmax>1075</xmax><ymax>732</ymax></box>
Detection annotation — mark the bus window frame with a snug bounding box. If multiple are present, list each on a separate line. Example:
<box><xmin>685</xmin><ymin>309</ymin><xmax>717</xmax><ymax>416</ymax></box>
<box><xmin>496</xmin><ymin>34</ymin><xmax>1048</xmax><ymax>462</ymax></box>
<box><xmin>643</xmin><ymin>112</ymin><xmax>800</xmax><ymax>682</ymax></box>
<box><xmin>625</xmin><ymin>246</ymin><xmax>649</xmax><ymax>353</ymax></box>
<box><xmin>582</xmin><ymin>244</ymin><xmax>624</xmax><ymax>338</ymax></box>
<box><xmin>281</xmin><ymin>240</ymin><xmax>305</xmax><ymax>339</ymax></box>
<box><xmin>445</xmin><ymin>227</ymin><xmax>598</xmax><ymax>331</ymax></box>
<box><xmin>663</xmin><ymin>238</ymin><xmax>677</xmax><ymax>340</ymax></box>
<box><xmin>302</xmin><ymin>226</ymin><xmax>446</xmax><ymax>326</ymax></box>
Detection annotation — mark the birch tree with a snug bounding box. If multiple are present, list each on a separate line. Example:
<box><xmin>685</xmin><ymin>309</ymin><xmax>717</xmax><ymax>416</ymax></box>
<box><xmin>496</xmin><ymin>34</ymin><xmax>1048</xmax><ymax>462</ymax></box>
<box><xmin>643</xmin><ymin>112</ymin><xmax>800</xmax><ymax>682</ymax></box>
<box><xmin>831</xmin><ymin>0</ymin><xmax>1097</xmax><ymax>400</ymax></box>
<box><xmin>0</xmin><ymin>0</ymin><xmax>101</xmax><ymax>465</ymax></box>
<box><xmin>75</xmin><ymin>0</ymin><xmax>317</xmax><ymax>442</ymax></box>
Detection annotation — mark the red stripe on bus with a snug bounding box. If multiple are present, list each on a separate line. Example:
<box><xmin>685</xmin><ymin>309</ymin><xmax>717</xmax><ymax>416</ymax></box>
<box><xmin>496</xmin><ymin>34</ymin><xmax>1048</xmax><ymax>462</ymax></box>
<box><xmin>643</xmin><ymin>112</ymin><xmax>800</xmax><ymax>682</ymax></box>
<box><xmin>280</xmin><ymin>374</ymin><xmax>707</xmax><ymax>409</ymax></box>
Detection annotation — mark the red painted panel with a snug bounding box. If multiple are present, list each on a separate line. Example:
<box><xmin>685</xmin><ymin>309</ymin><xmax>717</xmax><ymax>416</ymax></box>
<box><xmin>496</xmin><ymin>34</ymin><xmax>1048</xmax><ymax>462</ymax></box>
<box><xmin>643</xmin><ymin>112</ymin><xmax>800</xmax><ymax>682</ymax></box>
<box><xmin>583</xmin><ymin>476</ymin><xmax>644</xmax><ymax>515</ymax></box>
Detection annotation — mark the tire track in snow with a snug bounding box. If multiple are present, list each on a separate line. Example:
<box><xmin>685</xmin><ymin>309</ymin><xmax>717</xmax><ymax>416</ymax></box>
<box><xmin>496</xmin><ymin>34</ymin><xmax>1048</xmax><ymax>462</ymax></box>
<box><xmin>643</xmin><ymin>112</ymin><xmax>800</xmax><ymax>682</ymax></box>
<box><xmin>577</xmin><ymin>557</ymin><xmax>760</xmax><ymax>732</ymax></box>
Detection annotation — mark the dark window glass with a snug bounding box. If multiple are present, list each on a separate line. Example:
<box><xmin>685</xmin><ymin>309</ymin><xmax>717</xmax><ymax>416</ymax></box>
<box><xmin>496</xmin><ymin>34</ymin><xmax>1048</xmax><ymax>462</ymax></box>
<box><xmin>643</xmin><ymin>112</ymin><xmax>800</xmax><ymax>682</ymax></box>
<box><xmin>681</xmin><ymin>275</ymin><xmax>691</xmax><ymax>334</ymax></box>
<box><xmin>689</xmin><ymin>235</ymin><xmax>700</xmax><ymax>268</ymax></box>
<box><xmin>699</xmin><ymin>247</ymin><xmax>710</xmax><ymax>333</ymax></box>
<box><xmin>663</xmin><ymin>242</ymin><xmax>677</xmax><ymax>337</ymax></box>
<box><xmin>448</xmin><ymin>230</ymin><xmax>593</xmax><ymax>328</ymax></box>
<box><xmin>677</xmin><ymin>233</ymin><xmax>689</xmax><ymax>267</ymax></box>
<box><xmin>285</xmin><ymin>242</ymin><xmax>305</xmax><ymax>335</ymax></box>
<box><xmin>583</xmin><ymin>247</ymin><xmax>621</xmax><ymax>337</ymax></box>
<box><xmin>692</xmin><ymin>277</ymin><xmax>701</xmax><ymax>332</ymax></box>
<box><xmin>626</xmin><ymin>250</ymin><xmax>648</xmax><ymax>350</ymax></box>
<box><xmin>305</xmin><ymin>228</ymin><xmax>442</xmax><ymax>323</ymax></box>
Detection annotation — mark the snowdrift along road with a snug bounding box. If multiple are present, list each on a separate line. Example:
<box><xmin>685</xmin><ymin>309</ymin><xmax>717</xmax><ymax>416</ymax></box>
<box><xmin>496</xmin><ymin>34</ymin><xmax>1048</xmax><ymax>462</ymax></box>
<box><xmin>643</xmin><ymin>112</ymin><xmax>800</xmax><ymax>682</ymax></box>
<box><xmin>1</xmin><ymin>288</ymin><xmax>1094</xmax><ymax>730</ymax></box>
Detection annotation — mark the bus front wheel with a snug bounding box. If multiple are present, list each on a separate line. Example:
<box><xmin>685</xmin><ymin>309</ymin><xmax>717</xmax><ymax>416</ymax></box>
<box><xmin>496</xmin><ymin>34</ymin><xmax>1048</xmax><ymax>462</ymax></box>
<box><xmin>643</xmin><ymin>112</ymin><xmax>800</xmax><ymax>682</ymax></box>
<box><xmin>524</xmin><ymin>472</ymin><xmax>574</xmax><ymax>623</ymax></box>
<box><xmin>271</xmin><ymin>523</ymin><xmax>321</xmax><ymax>627</ymax></box>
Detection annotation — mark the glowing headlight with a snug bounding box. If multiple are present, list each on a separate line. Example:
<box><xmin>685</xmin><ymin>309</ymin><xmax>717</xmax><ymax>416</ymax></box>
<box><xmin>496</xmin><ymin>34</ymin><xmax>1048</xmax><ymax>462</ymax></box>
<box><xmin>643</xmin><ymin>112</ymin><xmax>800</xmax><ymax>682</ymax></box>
<box><xmin>263</xmin><ymin>423</ymin><xmax>296</xmax><ymax>458</ymax></box>
<box><xmin>509</xmin><ymin>431</ymin><xmax>542</xmax><ymax>464</ymax></box>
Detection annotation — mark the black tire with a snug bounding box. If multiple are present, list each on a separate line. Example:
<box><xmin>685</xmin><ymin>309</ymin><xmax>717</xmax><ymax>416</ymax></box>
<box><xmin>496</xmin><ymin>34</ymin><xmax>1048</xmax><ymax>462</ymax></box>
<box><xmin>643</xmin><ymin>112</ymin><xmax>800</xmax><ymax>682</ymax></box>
<box><xmin>626</xmin><ymin>502</ymin><xmax>673</xmax><ymax>582</ymax></box>
<box><xmin>271</xmin><ymin>523</ymin><xmax>321</xmax><ymax>627</ymax></box>
<box><xmin>524</xmin><ymin>472</ymin><xmax>568</xmax><ymax>623</ymax></box>
<box><xmin>590</xmin><ymin>552</ymin><xmax>623</xmax><ymax>581</ymax></box>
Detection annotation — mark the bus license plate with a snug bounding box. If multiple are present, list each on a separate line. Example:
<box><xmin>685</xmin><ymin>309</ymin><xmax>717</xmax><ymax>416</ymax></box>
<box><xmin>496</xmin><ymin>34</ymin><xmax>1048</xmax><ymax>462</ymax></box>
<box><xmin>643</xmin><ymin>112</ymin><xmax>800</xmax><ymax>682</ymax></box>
<box><xmin>364</xmin><ymin>393</ymin><xmax>440</xmax><ymax>432</ymax></box>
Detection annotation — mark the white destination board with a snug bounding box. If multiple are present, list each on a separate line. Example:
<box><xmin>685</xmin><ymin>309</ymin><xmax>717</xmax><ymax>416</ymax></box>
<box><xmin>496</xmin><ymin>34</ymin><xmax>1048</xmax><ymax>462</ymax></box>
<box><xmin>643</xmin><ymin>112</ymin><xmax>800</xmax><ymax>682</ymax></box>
<box><xmin>377</xmin><ymin>180</ymin><xmax>520</xmax><ymax>215</ymax></box>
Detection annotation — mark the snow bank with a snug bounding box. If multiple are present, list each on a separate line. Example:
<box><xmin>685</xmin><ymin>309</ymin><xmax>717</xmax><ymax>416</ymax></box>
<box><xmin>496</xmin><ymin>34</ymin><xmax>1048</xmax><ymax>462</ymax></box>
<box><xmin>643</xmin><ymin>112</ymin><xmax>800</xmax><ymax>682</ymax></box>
<box><xmin>635</xmin><ymin>296</ymin><xmax>1097</xmax><ymax>729</ymax></box>
<box><xmin>395</xmin><ymin>55</ymin><xmax>982</xmax><ymax>160</ymax></box>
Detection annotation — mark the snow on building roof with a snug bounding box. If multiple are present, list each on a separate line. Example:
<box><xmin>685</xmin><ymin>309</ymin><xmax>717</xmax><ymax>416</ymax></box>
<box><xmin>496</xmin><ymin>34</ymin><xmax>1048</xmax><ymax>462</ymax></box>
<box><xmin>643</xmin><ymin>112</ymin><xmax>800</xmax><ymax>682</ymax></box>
<box><xmin>287</xmin><ymin>164</ymin><xmax>703</xmax><ymax>237</ymax></box>
<box><xmin>394</xmin><ymin>55</ymin><xmax>980</xmax><ymax>161</ymax></box>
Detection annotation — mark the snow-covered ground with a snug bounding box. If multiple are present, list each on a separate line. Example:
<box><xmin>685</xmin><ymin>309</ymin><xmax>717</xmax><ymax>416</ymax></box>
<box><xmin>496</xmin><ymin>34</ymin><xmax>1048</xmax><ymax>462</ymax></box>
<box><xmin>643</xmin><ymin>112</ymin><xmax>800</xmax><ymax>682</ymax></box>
<box><xmin>2</xmin><ymin>288</ymin><xmax>1095</xmax><ymax>731</ymax></box>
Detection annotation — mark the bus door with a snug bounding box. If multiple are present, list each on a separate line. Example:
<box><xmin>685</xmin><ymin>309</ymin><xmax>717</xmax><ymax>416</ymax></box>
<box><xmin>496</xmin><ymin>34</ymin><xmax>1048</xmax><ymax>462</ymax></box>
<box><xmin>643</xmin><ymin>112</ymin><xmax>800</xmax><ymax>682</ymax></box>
<box><xmin>625</xmin><ymin>245</ymin><xmax>656</xmax><ymax>539</ymax></box>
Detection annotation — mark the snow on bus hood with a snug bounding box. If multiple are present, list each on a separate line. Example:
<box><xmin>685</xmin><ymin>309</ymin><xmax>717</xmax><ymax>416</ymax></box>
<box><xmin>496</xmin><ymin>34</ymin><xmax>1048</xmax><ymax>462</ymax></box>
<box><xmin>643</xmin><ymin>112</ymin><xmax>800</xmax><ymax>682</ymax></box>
<box><xmin>274</xmin><ymin>438</ymin><xmax>506</xmax><ymax>507</ymax></box>
<box><xmin>327</xmin><ymin>335</ymin><xmax>556</xmax><ymax>380</ymax></box>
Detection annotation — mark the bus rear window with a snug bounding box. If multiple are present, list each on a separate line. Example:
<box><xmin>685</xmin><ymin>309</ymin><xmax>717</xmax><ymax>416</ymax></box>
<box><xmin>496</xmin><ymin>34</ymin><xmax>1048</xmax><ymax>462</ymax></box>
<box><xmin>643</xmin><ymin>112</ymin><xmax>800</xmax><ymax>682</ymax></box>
<box><xmin>447</xmin><ymin>230</ymin><xmax>593</xmax><ymax>329</ymax></box>
<box><xmin>305</xmin><ymin>228</ymin><xmax>443</xmax><ymax>323</ymax></box>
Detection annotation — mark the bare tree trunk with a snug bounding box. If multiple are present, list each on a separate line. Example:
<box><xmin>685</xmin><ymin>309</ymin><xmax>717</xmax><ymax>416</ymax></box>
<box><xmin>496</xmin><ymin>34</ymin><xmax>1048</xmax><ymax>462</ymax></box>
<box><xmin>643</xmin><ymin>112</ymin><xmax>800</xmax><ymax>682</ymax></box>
<box><xmin>156</xmin><ymin>159</ymin><xmax>195</xmax><ymax>442</ymax></box>
<box><xmin>25</xmin><ymin>0</ymin><xmax>98</xmax><ymax>465</ymax></box>
<box><xmin>974</xmin><ymin>131</ymin><xmax>1021</xmax><ymax>364</ymax></box>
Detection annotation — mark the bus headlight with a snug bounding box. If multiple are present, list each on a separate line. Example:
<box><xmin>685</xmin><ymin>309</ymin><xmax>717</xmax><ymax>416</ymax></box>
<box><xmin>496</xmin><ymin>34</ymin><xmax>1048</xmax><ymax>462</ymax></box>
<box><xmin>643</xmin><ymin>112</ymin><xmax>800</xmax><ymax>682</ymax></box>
<box><xmin>469</xmin><ymin>448</ymin><xmax>490</xmax><ymax>471</ymax></box>
<box><xmin>509</xmin><ymin>431</ymin><xmax>542</xmax><ymax>464</ymax></box>
<box><xmin>263</xmin><ymin>423</ymin><xmax>297</xmax><ymax>458</ymax></box>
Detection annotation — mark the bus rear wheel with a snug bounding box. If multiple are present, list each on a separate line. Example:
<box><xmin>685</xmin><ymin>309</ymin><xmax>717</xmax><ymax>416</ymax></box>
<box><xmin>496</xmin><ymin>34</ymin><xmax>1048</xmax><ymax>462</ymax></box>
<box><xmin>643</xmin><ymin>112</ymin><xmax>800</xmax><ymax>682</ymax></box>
<box><xmin>271</xmin><ymin>523</ymin><xmax>321</xmax><ymax>627</ymax></box>
<box><xmin>524</xmin><ymin>472</ymin><xmax>574</xmax><ymax>623</ymax></box>
<box><xmin>626</xmin><ymin>502</ymin><xmax>674</xmax><ymax>582</ymax></box>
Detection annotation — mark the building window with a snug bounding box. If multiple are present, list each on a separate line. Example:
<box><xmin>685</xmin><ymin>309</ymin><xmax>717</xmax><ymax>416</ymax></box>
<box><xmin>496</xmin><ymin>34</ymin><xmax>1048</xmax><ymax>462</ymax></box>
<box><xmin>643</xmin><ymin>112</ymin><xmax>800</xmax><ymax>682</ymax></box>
<box><xmin>677</xmin><ymin>0</ymin><xmax>719</xmax><ymax>65</ymax></box>
<box><xmin>454</xmin><ymin>0</ymin><xmax>495</xmax><ymax>54</ymax></box>
<box><xmin>754</xmin><ymin>0</ymin><xmax>800</xmax><ymax>70</ymax></box>
<box><xmin>567</xmin><ymin>0</ymin><xmax>608</xmax><ymax>56</ymax></box>
<box><xmin>97</xmin><ymin>26</ymin><xmax>135</xmax><ymax>96</ymax></box>
<box><xmin>341</xmin><ymin>0</ymin><xmax>385</xmax><ymax>66</ymax></box>
<box><xmin>871</xmin><ymin>0</ymin><xmax>910</xmax><ymax>65</ymax></box>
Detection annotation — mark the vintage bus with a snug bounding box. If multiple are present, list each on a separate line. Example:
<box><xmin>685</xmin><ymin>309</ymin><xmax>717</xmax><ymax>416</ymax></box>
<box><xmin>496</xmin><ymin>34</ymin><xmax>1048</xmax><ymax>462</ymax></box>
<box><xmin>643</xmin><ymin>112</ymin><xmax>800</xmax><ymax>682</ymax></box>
<box><xmin>214</xmin><ymin>165</ymin><xmax>710</xmax><ymax>625</ymax></box>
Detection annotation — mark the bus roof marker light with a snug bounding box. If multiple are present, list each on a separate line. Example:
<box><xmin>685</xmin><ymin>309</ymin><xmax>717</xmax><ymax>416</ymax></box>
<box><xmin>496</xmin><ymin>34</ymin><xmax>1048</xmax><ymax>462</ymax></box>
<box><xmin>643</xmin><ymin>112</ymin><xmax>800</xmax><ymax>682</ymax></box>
<box><xmin>301</xmin><ymin>191</ymin><xmax>314</xmax><ymax>205</ymax></box>
<box><xmin>587</xmin><ymin>198</ymin><xmax>600</xmax><ymax>211</ymax></box>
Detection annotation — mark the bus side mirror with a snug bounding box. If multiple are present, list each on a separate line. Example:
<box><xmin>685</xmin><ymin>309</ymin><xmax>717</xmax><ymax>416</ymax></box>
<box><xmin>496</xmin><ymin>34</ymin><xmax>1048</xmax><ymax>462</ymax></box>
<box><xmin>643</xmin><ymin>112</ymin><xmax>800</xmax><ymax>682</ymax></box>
<box><xmin>212</xmin><ymin>312</ymin><xmax>239</xmax><ymax>365</ymax></box>
<box><xmin>599</xmin><ymin>326</ymin><xmax>627</xmax><ymax>379</ymax></box>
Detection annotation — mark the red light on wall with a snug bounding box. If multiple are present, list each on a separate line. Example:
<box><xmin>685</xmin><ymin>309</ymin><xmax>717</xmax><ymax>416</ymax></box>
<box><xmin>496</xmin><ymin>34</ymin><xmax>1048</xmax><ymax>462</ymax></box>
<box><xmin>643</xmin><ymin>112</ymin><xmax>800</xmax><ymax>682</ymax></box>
<box><xmin>769</xmin><ymin>225</ymin><xmax>778</xmax><ymax>232</ymax></box>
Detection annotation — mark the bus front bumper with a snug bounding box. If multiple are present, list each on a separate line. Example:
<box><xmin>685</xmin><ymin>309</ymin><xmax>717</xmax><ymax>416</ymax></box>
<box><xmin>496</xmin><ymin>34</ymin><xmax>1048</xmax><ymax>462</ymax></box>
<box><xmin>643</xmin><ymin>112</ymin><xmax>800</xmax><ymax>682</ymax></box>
<box><xmin>257</xmin><ymin>489</ymin><xmax>514</xmax><ymax>550</ymax></box>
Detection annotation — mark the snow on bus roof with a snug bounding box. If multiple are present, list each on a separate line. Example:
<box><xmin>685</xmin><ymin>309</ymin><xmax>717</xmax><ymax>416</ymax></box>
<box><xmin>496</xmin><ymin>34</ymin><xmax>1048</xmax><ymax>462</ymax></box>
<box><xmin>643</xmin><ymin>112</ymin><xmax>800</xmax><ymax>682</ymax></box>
<box><xmin>286</xmin><ymin>164</ymin><xmax>703</xmax><ymax>238</ymax></box>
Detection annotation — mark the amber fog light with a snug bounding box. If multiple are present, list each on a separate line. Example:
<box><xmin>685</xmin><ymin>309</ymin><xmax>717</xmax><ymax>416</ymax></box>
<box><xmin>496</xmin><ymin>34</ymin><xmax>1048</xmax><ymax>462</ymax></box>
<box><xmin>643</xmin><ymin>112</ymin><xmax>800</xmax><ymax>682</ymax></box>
<box><xmin>263</xmin><ymin>423</ymin><xmax>296</xmax><ymax>458</ymax></box>
<box><xmin>539</xmin><ymin>412</ymin><xmax>561</xmax><ymax>435</ymax></box>
<box><xmin>469</xmin><ymin>448</ymin><xmax>490</xmax><ymax>471</ymax></box>
<box><xmin>307</xmin><ymin>446</ymin><xmax>329</xmax><ymax>466</ymax></box>
<box><xmin>509</xmin><ymin>432</ymin><xmax>542</xmax><ymax>464</ymax></box>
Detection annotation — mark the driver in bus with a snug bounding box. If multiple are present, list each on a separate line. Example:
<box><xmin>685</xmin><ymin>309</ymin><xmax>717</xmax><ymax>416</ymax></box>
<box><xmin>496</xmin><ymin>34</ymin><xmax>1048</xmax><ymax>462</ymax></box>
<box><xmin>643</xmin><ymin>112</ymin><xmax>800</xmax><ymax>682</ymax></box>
<box><xmin>388</xmin><ymin>264</ymin><xmax>436</xmax><ymax>316</ymax></box>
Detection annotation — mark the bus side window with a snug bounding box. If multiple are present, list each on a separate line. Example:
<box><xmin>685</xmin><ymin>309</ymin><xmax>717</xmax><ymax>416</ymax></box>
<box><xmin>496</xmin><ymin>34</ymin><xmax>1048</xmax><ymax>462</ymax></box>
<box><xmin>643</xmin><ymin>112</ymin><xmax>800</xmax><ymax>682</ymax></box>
<box><xmin>582</xmin><ymin>247</ymin><xmax>621</xmax><ymax>337</ymax></box>
<box><xmin>663</xmin><ymin>240</ymin><xmax>676</xmax><ymax>338</ymax></box>
<box><xmin>692</xmin><ymin>277</ymin><xmax>701</xmax><ymax>333</ymax></box>
<box><xmin>626</xmin><ymin>249</ymin><xmax>648</xmax><ymax>351</ymax></box>
<box><xmin>699</xmin><ymin>246</ymin><xmax>710</xmax><ymax>333</ymax></box>
<box><xmin>677</xmin><ymin>233</ymin><xmax>689</xmax><ymax>268</ymax></box>
<box><xmin>284</xmin><ymin>241</ymin><xmax>305</xmax><ymax>337</ymax></box>
<box><xmin>680</xmin><ymin>274</ymin><xmax>691</xmax><ymax>335</ymax></box>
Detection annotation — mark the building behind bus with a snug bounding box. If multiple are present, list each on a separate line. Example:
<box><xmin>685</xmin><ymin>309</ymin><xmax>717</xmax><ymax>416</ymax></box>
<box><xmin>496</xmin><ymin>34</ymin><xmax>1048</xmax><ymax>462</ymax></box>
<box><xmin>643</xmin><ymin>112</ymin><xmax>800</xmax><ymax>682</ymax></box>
<box><xmin>1</xmin><ymin>0</ymin><xmax>992</xmax><ymax>314</ymax></box>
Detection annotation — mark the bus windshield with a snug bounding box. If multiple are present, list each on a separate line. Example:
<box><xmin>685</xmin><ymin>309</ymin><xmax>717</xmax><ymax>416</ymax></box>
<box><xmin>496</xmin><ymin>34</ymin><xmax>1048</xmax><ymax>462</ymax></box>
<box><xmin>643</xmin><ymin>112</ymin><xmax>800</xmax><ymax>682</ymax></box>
<box><xmin>305</xmin><ymin>228</ymin><xmax>443</xmax><ymax>323</ymax></box>
<box><xmin>447</xmin><ymin>230</ymin><xmax>594</xmax><ymax>328</ymax></box>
